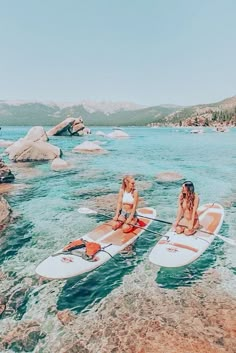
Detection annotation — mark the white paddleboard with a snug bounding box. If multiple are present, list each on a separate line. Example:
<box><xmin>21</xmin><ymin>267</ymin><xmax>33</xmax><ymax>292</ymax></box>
<box><xmin>149</xmin><ymin>203</ymin><xmax>224</xmax><ymax>268</ymax></box>
<box><xmin>36</xmin><ymin>207</ymin><xmax>156</xmax><ymax>279</ymax></box>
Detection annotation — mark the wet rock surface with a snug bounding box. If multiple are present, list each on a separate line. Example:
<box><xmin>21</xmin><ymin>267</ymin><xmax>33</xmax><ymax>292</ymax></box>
<box><xmin>0</xmin><ymin>159</ymin><xmax>15</xmax><ymax>183</ymax></box>
<box><xmin>0</xmin><ymin>321</ymin><xmax>45</xmax><ymax>352</ymax></box>
<box><xmin>50</xmin><ymin>266</ymin><xmax>236</xmax><ymax>353</ymax></box>
<box><xmin>156</xmin><ymin>171</ymin><xmax>184</xmax><ymax>182</ymax></box>
<box><xmin>0</xmin><ymin>196</ymin><xmax>12</xmax><ymax>227</ymax></box>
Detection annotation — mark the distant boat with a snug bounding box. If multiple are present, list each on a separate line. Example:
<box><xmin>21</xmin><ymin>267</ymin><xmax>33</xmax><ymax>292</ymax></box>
<box><xmin>214</xmin><ymin>127</ymin><xmax>229</xmax><ymax>133</ymax></box>
<box><xmin>112</xmin><ymin>126</ymin><xmax>124</xmax><ymax>131</ymax></box>
<box><xmin>190</xmin><ymin>128</ymin><xmax>204</xmax><ymax>134</ymax></box>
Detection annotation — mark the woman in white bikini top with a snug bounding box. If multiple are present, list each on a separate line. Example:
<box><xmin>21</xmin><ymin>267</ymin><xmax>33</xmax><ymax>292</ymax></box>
<box><xmin>112</xmin><ymin>175</ymin><xmax>139</xmax><ymax>233</ymax></box>
<box><xmin>122</xmin><ymin>190</ymin><xmax>134</xmax><ymax>204</ymax></box>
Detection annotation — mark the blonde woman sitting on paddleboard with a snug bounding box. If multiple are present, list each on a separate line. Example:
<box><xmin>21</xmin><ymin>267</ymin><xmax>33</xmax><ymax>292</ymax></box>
<box><xmin>112</xmin><ymin>175</ymin><xmax>139</xmax><ymax>233</ymax></box>
<box><xmin>173</xmin><ymin>181</ymin><xmax>200</xmax><ymax>236</ymax></box>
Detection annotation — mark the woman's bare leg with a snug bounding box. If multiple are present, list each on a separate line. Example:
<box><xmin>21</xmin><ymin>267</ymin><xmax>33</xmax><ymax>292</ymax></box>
<box><xmin>175</xmin><ymin>225</ymin><xmax>185</xmax><ymax>234</ymax></box>
<box><xmin>112</xmin><ymin>215</ymin><xmax>125</xmax><ymax>230</ymax></box>
<box><xmin>122</xmin><ymin>217</ymin><xmax>138</xmax><ymax>233</ymax></box>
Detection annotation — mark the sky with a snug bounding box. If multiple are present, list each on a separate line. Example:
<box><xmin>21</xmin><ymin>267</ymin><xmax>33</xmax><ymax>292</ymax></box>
<box><xmin>0</xmin><ymin>0</ymin><xmax>235</xmax><ymax>107</ymax></box>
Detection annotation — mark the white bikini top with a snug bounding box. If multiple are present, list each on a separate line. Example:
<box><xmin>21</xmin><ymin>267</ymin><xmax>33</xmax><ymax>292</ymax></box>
<box><xmin>122</xmin><ymin>190</ymin><xmax>134</xmax><ymax>204</ymax></box>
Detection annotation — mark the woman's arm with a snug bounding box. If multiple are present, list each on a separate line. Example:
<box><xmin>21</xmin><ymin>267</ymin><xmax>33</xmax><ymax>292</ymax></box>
<box><xmin>113</xmin><ymin>189</ymin><xmax>123</xmax><ymax>220</ymax></box>
<box><xmin>173</xmin><ymin>194</ymin><xmax>183</xmax><ymax>229</ymax></box>
<box><xmin>126</xmin><ymin>190</ymin><xmax>139</xmax><ymax>223</ymax></box>
<box><xmin>189</xmin><ymin>194</ymin><xmax>199</xmax><ymax>230</ymax></box>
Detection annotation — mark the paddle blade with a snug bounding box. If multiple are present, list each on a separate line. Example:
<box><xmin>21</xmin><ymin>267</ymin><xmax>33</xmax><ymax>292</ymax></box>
<box><xmin>77</xmin><ymin>207</ymin><xmax>97</xmax><ymax>214</ymax></box>
<box><xmin>217</xmin><ymin>233</ymin><xmax>236</xmax><ymax>246</ymax></box>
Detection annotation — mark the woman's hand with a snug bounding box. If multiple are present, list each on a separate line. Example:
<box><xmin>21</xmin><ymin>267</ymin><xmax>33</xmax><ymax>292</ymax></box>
<box><xmin>126</xmin><ymin>217</ymin><xmax>132</xmax><ymax>224</ymax></box>
<box><xmin>187</xmin><ymin>221</ymin><xmax>194</xmax><ymax>231</ymax></box>
<box><xmin>172</xmin><ymin>221</ymin><xmax>178</xmax><ymax>231</ymax></box>
<box><xmin>113</xmin><ymin>215</ymin><xmax>118</xmax><ymax>221</ymax></box>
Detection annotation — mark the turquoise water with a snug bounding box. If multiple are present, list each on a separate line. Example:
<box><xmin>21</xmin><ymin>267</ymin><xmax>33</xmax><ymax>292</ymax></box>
<box><xmin>0</xmin><ymin>126</ymin><xmax>236</xmax><ymax>320</ymax></box>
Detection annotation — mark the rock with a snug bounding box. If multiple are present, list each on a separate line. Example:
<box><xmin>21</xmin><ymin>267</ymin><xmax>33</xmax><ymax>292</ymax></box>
<box><xmin>57</xmin><ymin>309</ymin><xmax>76</xmax><ymax>325</ymax></box>
<box><xmin>47</xmin><ymin>117</ymin><xmax>75</xmax><ymax>136</ymax></box>
<box><xmin>70</xmin><ymin>117</ymin><xmax>85</xmax><ymax>135</ymax></box>
<box><xmin>0</xmin><ymin>295</ymin><xmax>7</xmax><ymax>316</ymax></box>
<box><xmin>4</xmin><ymin>127</ymin><xmax>61</xmax><ymax>162</ymax></box>
<box><xmin>47</xmin><ymin>117</ymin><xmax>88</xmax><ymax>137</ymax></box>
<box><xmin>24</xmin><ymin>126</ymin><xmax>48</xmax><ymax>142</ymax></box>
<box><xmin>156</xmin><ymin>171</ymin><xmax>183</xmax><ymax>182</ymax></box>
<box><xmin>73</xmin><ymin>141</ymin><xmax>106</xmax><ymax>153</ymax></box>
<box><xmin>60</xmin><ymin>341</ymin><xmax>89</xmax><ymax>353</ymax></box>
<box><xmin>0</xmin><ymin>139</ymin><xmax>14</xmax><ymax>148</ymax></box>
<box><xmin>107</xmin><ymin>130</ymin><xmax>129</xmax><ymax>138</ymax></box>
<box><xmin>6</xmin><ymin>140</ymin><xmax>61</xmax><ymax>162</ymax></box>
<box><xmin>51</xmin><ymin>158</ymin><xmax>70</xmax><ymax>171</ymax></box>
<box><xmin>0</xmin><ymin>159</ymin><xmax>15</xmax><ymax>183</ymax></box>
<box><xmin>0</xmin><ymin>196</ymin><xmax>12</xmax><ymax>227</ymax></box>
<box><xmin>0</xmin><ymin>321</ymin><xmax>45</xmax><ymax>352</ymax></box>
<box><xmin>6</xmin><ymin>286</ymin><xmax>30</xmax><ymax>314</ymax></box>
<box><xmin>80</xmin><ymin>127</ymin><xmax>91</xmax><ymax>135</ymax></box>
<box><xmin>95</xmin><ymin>131</ymin><xmax>107</xmax><ymax>137</ymax></box>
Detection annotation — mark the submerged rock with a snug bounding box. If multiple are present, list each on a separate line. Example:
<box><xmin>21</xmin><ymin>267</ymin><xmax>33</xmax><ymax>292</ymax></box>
<box><xmin>0</xmin><ymin>159</ymin><xmax>15</xmax><ymax>183</ymax></box>
<box><xmin>51</xmin><ymin>158</ymin><xmax>70</xmax><ymax>171</ymax></box>
<box><xmin>73</xmin><ymin>141</ymin><xmax>106</xmax><ymax>153</ymax></box>
<box><xmin>57</xmin><ymin>309</ymin><xmax>76</xmax><ymax>325</ymax></box>
<box><xmin>0</xmin><ymin>196</ymin><xmax>12</xmax><ymax>227</ymax></box>
<box><xmin>107</xmin><ymin>130</ymin><xmax>129</xmax><ymax>138</ymax></box>
<box><xmin>0</xmin><ymin>321</ymin><xmax>45</xmax><ymax>352</ymax></box>
<box><xmin>156</xmin><ymin>171</ymin><xmax>183</xmax><ymax>182</ymax></box>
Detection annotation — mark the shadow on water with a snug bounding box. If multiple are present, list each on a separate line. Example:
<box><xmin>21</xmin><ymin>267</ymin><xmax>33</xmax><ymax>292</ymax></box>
<box><xmin>57</xmin><ymin>254</ymin><xmax>138</xmax><ymax>314</ymax></box>
<box><xmin>57</xmin><ymin>221</ymin><xmax>161</xmax><ymax>314</ymax></box>
<box><xmin>0</xmin><ymin>219</ymin><xmax>33</xmax><ymax>265</ymax></box>
<box><xmin>156</xmin><ymin>236</ymin><xmax>226</xmax><ymax>289</ymax></box>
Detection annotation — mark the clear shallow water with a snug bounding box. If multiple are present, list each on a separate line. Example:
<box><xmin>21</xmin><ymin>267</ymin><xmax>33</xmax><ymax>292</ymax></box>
<box><xmin>0</xmin><ymin>126</ymin><xmax>236</xmax><ymax>350</ymax></box>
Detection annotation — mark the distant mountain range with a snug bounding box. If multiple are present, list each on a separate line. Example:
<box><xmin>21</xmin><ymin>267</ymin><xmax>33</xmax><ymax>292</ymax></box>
<box><xmin>0</xmin><ymin>96</ymin><xmax>235</xmax><ymax>126</ymax></box>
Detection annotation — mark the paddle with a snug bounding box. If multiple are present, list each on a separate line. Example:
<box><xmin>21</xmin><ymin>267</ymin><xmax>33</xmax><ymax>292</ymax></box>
<box><xmin>78</xmin><ymin>207</ymin><xmax>236</xmax><ymax>246</ymax></box>
<box><xmin>77</xmin><ymin>207</ymin><xmax>160</xmax><ymax>236</ymax></box>
<box><xmin>139</xmin><ymin>213</ymin><xmax>236</xmax><ymax>246</ymax></box>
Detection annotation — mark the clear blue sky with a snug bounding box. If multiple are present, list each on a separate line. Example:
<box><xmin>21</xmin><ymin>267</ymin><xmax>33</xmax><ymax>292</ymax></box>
<box><xmin>0</xmin><ymin>0</ymin><xmax>235</xmax><ymax>106</ymax></box>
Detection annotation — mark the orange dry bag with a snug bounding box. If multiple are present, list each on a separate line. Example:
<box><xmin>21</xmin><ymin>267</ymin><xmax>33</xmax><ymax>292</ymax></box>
<box><xmin>85</xmin><ymin>242</ymin><xmax>101</xmax><ymax>257</ymax></box>
<box><xmin>63</xmin><ymin>239</ymin><xmax>86</xmax><ymax>252</ymax></box>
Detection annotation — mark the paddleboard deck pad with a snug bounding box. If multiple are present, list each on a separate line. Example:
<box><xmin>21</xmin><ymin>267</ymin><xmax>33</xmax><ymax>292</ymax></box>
<box><xmin>36</xmin><ymin>207</ymin><xmax>156</xmax><ymax>279</ymax></box>
<box><xmin>149</xmin><ymin>203</ymin><xmax>224</xmax><ymax>268</ymax></box>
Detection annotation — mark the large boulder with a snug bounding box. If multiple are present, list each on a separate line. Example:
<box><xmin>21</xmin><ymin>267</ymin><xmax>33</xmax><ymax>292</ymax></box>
<box><xmin>0</xmin><ymin>159</ymin><xmax>15</xmax><ymax>183</ymax></box>
<box><xmin>24</xmin><ymin>126</ymin><xmax>48</xmax><ymax>142</ymax></box>
<box><xmin>47</xmin><ymin>117</ymin><xmax>88</xmax><ymax>136</ymax></box>
<box><xmin>6</xmin><ymin>140</ymin><xmax>61</xmax><ymax>162</ymax></box>
<box><xmin>47</xmin><ymin>117</ymin><xmax>75</xmax><ymax>136</ymax></box>
<box><xmin>0</xmin><ymin>196</ymin><xmax>12</xmax><ymax>227</ymax></box>
<box><xmin>4</xmin><ymin>126</ymin><xmax>61</xmax><ymax>162</ymax></box>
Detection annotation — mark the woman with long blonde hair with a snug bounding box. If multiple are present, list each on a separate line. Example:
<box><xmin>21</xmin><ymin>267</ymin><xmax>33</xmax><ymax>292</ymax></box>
<box><xmin>112</xmin><ymin>175</ymin><xmax>139</xmax><ymax>233</ymax></box>
<box><xmin>173</xmin><ymin>181</ymin><xmax>199</xmax><ymax>235</ymax></box>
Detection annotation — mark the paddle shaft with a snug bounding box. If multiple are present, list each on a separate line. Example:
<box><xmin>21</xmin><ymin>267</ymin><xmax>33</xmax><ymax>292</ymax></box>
<box><xmin>79</xmin><ymin>207</ymin><xmax>235</xmax><ymax>245</ymax></box>
<box><xmin>95</xmin><ymin>212</ymin><xmax>159</xmax><ymax>235</ymax></box>
<box><xmin>138</xmin><ymin>213</ymin><xmax>235</xmax><ymax>245</ymax></box>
